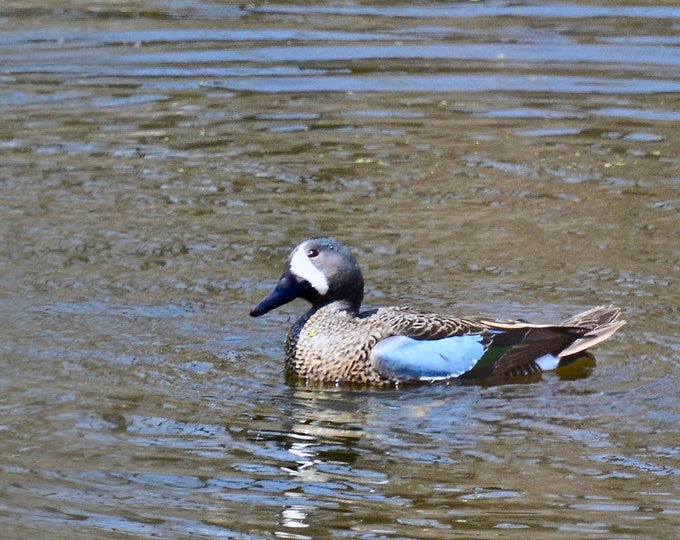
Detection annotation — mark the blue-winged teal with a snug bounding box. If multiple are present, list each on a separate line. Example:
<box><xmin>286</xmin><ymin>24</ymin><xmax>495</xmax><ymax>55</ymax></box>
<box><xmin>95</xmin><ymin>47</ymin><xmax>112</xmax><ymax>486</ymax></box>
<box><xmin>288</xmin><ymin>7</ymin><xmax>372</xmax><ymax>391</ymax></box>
<box><xmin>250</xmin><ymin>237</ymin><xmax>625</xmax><ymax>385</ymax></box>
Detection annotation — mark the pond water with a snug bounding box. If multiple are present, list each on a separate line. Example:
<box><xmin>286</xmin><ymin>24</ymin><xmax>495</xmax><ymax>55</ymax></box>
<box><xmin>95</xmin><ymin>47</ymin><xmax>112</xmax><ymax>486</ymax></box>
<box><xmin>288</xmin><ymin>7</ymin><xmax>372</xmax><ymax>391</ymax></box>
<box><xmin>1</xmin><ymin>1</ymin><xmax>679</xmax><ymax>538</ymax></box>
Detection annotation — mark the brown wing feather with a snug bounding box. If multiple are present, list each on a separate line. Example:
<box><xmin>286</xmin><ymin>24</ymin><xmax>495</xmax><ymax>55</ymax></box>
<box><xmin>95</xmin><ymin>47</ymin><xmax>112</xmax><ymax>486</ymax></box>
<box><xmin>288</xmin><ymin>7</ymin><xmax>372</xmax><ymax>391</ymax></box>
<box><xmin>560</xmin><ymin>305</ymin><xmax>621</xmax><ymax>328</ymax></box>
<box><xmin>491</xmin><ymin>327</ymin><xmax>586</xmax><ymax>376</ymax></box>
<box><xmin>371</xmin><ymin>307</ymin><xmax>491</xmax><ymax>339</ymax></box>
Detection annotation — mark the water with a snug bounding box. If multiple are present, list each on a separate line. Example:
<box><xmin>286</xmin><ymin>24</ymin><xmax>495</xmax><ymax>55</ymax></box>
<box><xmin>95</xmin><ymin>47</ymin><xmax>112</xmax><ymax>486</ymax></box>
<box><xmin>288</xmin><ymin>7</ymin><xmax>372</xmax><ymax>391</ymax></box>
<box><xmin>1</xmin><ymin>1</ymin><xmax>679</xmax><ymax>538</ymax></box>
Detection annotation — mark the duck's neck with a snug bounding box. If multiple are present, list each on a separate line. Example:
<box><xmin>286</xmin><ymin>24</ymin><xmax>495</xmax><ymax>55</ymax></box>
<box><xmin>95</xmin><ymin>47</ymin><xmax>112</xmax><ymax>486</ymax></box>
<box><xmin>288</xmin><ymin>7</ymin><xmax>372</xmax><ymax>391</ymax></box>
<box><xmin>309</xmin><ymin>275</ymin><xmax>364</xmax><ymax>315</ymax></box>
<box><xmin>312</xmin><ymin>297</ymin><xmax>362</xmax><ymax>316</ymax></box>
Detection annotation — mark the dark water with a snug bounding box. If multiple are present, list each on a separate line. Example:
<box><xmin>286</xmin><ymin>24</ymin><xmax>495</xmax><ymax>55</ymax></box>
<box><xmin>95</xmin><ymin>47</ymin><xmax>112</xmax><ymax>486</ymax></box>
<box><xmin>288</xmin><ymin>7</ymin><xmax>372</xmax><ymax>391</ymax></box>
<box><xmin>2</xmin><ymin>1</ymin><xmax>679</xmax><ymax>538</ymax></box>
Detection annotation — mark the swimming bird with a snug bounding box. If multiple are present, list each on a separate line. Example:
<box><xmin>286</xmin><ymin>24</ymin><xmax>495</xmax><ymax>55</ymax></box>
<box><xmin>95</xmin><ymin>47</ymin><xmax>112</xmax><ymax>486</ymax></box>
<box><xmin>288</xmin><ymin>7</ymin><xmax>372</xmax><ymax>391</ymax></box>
<box><xmin>250</xmin><ymin>237</ymin><xmax>625</xmax><ymax>385</ymax></box>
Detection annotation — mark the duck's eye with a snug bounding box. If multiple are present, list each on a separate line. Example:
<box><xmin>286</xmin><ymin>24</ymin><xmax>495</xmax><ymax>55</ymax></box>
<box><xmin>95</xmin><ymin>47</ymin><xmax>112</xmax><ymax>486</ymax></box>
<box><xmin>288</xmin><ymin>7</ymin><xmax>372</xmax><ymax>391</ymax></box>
<box><xmin>307</xmin><ymin>248</ymin><xmax>319</xmax><ymax>258</ymax></box>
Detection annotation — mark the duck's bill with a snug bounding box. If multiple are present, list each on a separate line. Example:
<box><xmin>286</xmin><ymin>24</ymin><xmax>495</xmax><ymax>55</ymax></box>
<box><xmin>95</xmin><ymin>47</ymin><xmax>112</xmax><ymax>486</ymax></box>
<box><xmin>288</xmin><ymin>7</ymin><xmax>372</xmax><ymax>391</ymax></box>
<box><xmin>250</xmin><ymin>272</ymin><xmax>310</xmax><ymax>317</ymax></box>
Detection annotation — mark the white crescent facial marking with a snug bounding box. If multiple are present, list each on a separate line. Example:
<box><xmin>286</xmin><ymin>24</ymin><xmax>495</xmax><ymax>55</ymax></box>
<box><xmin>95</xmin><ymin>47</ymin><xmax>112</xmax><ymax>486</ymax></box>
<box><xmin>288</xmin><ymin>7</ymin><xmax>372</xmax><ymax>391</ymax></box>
<box><xmin>289</xmin><ymin>245</ymin><xmax>329</xmax><ymax>295</ymax></box>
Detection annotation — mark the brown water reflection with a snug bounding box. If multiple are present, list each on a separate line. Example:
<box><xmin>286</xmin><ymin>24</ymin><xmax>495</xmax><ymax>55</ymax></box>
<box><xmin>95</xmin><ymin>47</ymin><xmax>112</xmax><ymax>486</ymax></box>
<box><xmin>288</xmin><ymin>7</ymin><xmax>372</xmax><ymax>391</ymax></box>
<box><xmin>1</xmin><ymin>1</ymin><xmax>679</xmax><ymax>538</ymax></box>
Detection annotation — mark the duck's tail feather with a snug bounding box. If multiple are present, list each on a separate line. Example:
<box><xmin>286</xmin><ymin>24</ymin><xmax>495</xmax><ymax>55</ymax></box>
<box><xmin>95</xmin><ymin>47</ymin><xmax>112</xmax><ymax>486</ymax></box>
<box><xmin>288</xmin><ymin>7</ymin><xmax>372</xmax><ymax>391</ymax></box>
<box><xmin>558</xmin><ymin>306</ymin><xmax>626</xmax><ymax>358</ymax></box>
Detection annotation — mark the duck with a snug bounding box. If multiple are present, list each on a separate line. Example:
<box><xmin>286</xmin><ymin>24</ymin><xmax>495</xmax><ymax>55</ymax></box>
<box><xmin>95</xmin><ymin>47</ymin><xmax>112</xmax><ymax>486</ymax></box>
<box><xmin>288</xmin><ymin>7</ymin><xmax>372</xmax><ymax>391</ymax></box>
<box><xmin>250</xmin><ymin>237</ymin><xmax>625</xmax><ymax>385</ymax></box>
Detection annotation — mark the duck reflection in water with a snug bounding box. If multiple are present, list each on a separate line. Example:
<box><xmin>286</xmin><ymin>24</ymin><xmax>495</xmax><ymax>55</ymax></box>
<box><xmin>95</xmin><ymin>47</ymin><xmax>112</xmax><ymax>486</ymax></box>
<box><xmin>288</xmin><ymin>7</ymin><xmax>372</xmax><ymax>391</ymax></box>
<box><xmin>271</xmin><ymin>388</ymin><xmax>370</xmax><ymax>537</ymax></box>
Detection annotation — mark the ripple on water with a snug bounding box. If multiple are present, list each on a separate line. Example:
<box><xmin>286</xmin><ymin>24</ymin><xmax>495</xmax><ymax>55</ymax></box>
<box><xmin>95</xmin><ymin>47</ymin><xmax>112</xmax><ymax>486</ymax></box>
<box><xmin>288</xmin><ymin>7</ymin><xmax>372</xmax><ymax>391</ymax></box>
<box><xmin>2</xmin><ymin>1</ymin><xmax>679</xmax><ymax>538</ymax></box>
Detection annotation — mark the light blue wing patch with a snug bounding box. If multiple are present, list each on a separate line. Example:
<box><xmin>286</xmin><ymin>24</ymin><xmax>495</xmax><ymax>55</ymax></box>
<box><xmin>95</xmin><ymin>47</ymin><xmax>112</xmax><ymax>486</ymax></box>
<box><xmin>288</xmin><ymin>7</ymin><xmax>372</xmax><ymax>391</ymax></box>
<box><xmin>371</xmin><ymin>334</ymin><xmax>486</xmax><ymax>382</ymax></box>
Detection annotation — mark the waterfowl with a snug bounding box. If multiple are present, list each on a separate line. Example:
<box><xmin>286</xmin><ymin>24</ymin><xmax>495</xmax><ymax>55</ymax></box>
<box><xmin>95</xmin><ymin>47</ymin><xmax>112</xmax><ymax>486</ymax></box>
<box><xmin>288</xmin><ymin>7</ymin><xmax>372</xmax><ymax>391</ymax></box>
<box><xmin>250</xmin><ymin>237</ymin><xmax>625</xmax><ymax>385</ymax></box>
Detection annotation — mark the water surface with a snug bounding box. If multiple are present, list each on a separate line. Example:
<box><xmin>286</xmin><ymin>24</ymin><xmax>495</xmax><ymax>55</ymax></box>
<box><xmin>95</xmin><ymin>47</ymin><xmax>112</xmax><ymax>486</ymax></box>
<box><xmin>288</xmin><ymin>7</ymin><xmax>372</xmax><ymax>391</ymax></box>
<box><xmin>1</xmin><ymin>1</ymin><xmax>679</xmax><ymax>538</ymax></box>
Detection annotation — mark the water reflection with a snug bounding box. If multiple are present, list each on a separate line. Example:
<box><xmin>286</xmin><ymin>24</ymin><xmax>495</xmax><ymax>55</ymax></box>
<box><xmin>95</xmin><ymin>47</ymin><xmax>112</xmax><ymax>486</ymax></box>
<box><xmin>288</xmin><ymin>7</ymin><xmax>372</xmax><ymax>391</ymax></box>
<box><xmin>247</xmin><ymin>376</ymin><xmax>680</xmax><ymax>538</ymax></box>
<box><xmin>257</xmin><ymin>389</ymin><xmax>369</xmax><ymax>536</ymax></box>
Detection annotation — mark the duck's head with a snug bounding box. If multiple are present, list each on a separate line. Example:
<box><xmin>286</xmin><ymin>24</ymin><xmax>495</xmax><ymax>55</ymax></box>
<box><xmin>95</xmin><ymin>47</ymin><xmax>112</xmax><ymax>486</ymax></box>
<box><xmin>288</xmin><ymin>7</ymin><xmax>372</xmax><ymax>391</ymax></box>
<box><xmin>250</xmin><ymin>237</ymin><xmax>364</xmax><ymax>317</ymax></box>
